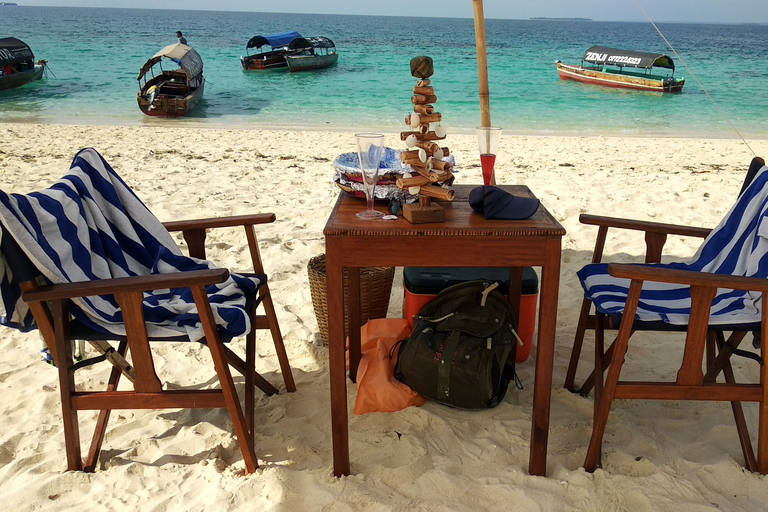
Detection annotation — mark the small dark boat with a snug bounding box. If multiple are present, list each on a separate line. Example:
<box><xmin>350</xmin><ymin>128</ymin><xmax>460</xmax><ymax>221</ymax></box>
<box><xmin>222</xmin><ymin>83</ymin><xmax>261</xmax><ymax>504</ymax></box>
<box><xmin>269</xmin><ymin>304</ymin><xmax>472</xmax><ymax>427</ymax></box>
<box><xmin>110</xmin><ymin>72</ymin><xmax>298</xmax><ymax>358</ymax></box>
<box><xmin>241</xmin><ymin>31</ymin><xmax>302</xmax><ymax>70</ymax></box>
<box><xmin>285</xmin><ymin>37</ymin><xmax>338</xmax><ymax>72</ymax></box>
<box><xmin>0</xmin><ymin>37</ymin><xmax>46</xmax><ymax>92</ymax></box>
<box><xmin>136</xmin><ymin>44</ymin><xmax>205</xmax><ymax>118</ymax></box>
<box><xmin>555</xmin><ymin>46</ymin><xmax>685</xmax><ymax>93</ymax></box>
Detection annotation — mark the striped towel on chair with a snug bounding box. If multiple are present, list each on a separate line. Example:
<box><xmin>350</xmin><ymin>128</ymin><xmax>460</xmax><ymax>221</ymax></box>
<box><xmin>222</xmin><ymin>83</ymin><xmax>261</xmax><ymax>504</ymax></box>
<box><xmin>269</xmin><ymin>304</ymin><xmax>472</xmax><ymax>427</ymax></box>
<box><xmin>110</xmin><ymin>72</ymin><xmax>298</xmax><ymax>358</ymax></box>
<box><xmin>578</xmin><ymin>163</ymin><xmax>768</xmax><ymax>325</ymax></box>
<box><xmin>0</xmin><ymin>148</ymin><xmax>259</xmax><ymax>342</ymax></box>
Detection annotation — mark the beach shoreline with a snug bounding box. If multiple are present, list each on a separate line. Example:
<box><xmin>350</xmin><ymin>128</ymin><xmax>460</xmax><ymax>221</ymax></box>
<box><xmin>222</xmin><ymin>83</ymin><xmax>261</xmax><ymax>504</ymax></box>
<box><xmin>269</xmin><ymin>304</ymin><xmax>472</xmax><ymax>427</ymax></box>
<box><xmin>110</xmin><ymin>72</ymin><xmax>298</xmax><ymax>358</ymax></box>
<box><xmin>1</xmin><ymin>122</ymin><xmax>768</xmax><ymax>510</ymax></box>
<box><xmin>3</xmin><ymin>118</ymin><xmax>766</xmax><ymax>140</ymax></box>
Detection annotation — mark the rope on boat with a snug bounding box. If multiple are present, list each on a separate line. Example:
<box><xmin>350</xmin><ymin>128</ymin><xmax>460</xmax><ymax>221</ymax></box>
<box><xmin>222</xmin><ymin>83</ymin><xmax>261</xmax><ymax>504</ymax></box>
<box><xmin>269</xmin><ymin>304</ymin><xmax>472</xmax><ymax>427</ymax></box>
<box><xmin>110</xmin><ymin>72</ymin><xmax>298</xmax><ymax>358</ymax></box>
<box><xmin>44</xmin><ymin>63</ymin><xmax>56</xmax><ymax>79</ymax></box>
<box><xmin>632</xmin><ymin>0</ymin><xmax>757</xmax><ymax>158</ymax></box>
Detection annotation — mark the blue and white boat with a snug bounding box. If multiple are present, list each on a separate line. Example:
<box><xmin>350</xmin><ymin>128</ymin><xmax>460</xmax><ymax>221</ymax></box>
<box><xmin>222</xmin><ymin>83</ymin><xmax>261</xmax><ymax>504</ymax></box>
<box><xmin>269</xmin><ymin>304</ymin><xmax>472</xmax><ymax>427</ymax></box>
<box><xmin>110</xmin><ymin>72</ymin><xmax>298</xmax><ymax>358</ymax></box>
<box><xmin>241</xmin><ymin>31</ymin><xmax>302</xmax><ymax>70</ymax></box>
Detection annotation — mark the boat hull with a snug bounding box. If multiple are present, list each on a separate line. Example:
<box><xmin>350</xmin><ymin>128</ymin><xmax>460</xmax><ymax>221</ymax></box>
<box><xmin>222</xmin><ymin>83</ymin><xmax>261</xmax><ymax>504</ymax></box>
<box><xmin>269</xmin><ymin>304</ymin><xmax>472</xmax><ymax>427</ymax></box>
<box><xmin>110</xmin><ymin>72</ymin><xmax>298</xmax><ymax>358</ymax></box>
<box><xmin>137</xmin><ymin>77</ymin><xmax>205</xmax><ymax>118</ymax></box>
<box><xmin>0</xmin><ymin>63</ymin><xmax>44</xmax><ymax>92</ymax></box>
<box><xmin>286</xmin><ymin>53</ymin><xmax>338</xmax><ymax>72</ymax></box>
<box><xmin>555</xmin><ymin>61</ymin><xmax>684</xmax><ymax>93</ymax></box>
<box><xmin>241</xmin><ymin>53</ymin><xmax>289</xmax><ymax>70</ymax></box>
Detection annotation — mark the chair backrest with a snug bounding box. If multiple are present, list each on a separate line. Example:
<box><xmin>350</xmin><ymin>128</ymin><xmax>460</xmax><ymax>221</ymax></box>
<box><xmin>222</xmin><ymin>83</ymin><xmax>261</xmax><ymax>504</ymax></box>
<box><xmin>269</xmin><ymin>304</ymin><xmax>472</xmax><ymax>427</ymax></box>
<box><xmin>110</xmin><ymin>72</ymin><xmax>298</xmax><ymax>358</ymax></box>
<box><xmin>739</xmin><ymin>156</ymin><xmax>766</xmax><ymax>196</ymax></box>
<box><xmin>0</xmin><ymin>225</ymin><xmax>40</xmax><ymax>286</ymax></box>
<box><xmin>0</xmin><ymin>148</ymin><xmax>261</xmax><ymax>343</ymax></box>
<box><xmin>581</xmin><ymin>156</ymin><xmax>768</xmax><ymax>326</ymax></box>
<box><xmin>0</xmin><ymin>224</ymin><xmax>51</xmax><ymax>333</ymax></box>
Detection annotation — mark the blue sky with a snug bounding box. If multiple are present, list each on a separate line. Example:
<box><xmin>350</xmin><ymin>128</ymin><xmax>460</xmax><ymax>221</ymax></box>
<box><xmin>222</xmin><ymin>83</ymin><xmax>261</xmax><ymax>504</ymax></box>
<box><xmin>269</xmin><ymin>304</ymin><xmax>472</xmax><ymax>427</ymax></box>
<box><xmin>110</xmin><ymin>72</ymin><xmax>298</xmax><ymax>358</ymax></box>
<box><xmin>14</xmin><ymin>1</ymin><xmax>768</xmax><ymax>24</ymax></box>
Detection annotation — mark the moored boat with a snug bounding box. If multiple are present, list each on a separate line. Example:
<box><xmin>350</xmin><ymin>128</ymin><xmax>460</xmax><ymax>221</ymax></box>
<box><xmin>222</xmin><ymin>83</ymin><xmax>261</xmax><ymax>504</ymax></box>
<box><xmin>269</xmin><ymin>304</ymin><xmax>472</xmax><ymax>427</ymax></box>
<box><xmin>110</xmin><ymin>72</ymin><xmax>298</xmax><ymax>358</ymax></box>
<box><xmin>555</xmin><ymin>46</ymin><xmax>684</xmax><ymax>93</ymax></box>
<box><xmin>0</xmin><ymin>37</ymin><xmax>46</xmax><ymax>92</ymax></box>
<box><xmin>241</xmin><ymin>31</ymin><xmax>302</xmax><ymax>70</ymax></box>
<box><xmin>285</xmin><ymin>37</ymin><xmax>338</xmax><ymax>72</ymax></box>
<box><xmin>136</xmin><ymin>44</ymin><xmax>205</xmax><ymax>118</ymax></box>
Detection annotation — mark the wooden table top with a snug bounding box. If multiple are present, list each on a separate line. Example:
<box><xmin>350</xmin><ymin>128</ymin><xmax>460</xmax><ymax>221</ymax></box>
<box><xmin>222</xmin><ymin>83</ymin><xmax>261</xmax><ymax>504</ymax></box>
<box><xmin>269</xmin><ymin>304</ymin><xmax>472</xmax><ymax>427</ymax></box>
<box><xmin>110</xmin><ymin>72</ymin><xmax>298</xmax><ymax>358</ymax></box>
<box><xmin>324</xmin><ymin>185</ymin><xmax>566</xmax><ymax>237</ymax></box>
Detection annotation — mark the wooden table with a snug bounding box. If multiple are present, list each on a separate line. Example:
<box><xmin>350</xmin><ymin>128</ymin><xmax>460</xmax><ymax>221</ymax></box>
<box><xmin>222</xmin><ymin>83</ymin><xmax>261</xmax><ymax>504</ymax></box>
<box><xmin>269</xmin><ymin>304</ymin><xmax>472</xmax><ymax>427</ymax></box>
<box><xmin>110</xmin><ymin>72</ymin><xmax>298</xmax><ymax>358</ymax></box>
<box><xmin>323</xmin><ymin>185</ymin><xmax>565</xmax><ymax>477</ymax></box>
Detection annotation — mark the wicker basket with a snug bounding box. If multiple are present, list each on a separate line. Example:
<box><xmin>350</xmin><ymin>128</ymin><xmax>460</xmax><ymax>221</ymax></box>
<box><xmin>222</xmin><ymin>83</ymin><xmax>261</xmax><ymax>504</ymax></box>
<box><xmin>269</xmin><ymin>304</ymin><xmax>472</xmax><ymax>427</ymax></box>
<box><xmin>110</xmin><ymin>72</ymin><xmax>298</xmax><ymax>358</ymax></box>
<box><xmin>307</xmin><ymin>254</ymin><xmax>395</xmax><ymax>346</ymax></box>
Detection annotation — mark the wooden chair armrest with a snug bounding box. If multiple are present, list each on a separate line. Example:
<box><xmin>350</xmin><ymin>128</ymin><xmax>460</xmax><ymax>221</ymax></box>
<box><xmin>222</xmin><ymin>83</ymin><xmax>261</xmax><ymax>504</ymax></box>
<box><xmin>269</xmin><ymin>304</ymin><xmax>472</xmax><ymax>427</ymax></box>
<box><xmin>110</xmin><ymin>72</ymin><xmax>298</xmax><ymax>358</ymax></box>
<box><xmin>162</xmin><ymin>214</ymin><xmax>275</xmax><ymax>274</ymax></box>
<box><xmin>22</xmin><ymin>268</ymin><xmax>229</xmax><ymax>302</ymax></box>
<box><xmin>608</xmin><ymin>263</ymin><xmax>768</xmax><ymax>293</ymax></box>
<box><xmin>580</xmin><ymin>214</ymin><xmax>711</xmax><ymax>239</ymax></box>
<box><xmin>162</xmin><ymin>213</ymin><xmax>276</xmax><ymax>233</ymax></box>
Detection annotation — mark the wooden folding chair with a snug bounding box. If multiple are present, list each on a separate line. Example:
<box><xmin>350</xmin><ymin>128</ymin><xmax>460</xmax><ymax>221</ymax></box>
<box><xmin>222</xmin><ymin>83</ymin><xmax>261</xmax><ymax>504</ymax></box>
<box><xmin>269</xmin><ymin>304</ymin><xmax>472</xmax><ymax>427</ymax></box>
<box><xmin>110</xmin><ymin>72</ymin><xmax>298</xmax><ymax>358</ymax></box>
<box><xmin>1</xmin><ymin>213</ymin><xmax>295</xmax><ymax>474</ymax></box>
<box><xmin>565</xmin><ymin>157</ymin><xmax>766</xmax><ymax>396</ymax></box>
<box><xmin>567</xmin><ymin>157</ymin><xmax>768</xmax><ymax>473</ymax></box>
<box><xmin>584</xmin><ymin>263</ymin><xmax>768</xmax><ymax>473</ymax></box>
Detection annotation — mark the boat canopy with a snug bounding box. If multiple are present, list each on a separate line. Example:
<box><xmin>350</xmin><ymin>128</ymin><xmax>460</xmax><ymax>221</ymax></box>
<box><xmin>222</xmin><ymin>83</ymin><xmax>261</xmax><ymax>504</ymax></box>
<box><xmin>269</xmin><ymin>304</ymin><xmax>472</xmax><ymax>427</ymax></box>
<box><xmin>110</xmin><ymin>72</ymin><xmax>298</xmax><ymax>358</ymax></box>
<box><xmin>582</xmin><ymin>46</ymin><xmax>675</xmax><ymax>70</ymax></box>
<box><xmin>137</xmin><ymin>44</ymin><xmax>204</xmax><ymax>80</ymax></box>
<box><xmin>0</xmin><ymin>37</ymin><xmax>35</xmax><ymax>66</ymax></box>
<box><xmin>287</xmin><ymin>36</ymin><xmax>336</xmax><ymax>51</ymax></box>
<box><xmin>246</xmin><ymin>31</ymin><xmax>302</xmax><ymax>50</ymax></box>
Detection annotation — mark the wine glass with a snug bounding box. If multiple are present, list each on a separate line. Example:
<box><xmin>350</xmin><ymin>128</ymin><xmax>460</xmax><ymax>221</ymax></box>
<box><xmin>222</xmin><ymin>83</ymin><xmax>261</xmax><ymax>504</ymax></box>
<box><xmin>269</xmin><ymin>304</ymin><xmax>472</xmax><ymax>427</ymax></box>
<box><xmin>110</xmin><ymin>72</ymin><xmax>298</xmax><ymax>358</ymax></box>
<box><xmin>476</xmin><ymin>126</ymin><xmax>502</xmax><ymax>185</ymax></box>
<box><xmin>355</xmin><ymin>133</ymin><xmax>386</xmax><ymax>220</ymax></box>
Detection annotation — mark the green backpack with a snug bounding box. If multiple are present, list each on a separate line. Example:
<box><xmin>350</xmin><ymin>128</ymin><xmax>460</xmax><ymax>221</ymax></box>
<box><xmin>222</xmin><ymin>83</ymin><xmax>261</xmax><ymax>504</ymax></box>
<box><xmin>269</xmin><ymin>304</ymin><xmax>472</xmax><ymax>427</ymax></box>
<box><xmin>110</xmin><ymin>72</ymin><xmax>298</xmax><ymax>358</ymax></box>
<box><xmin>394</xmin><ymin>280</ymin><xmax>519</xmax><ymax>409</ymax></box>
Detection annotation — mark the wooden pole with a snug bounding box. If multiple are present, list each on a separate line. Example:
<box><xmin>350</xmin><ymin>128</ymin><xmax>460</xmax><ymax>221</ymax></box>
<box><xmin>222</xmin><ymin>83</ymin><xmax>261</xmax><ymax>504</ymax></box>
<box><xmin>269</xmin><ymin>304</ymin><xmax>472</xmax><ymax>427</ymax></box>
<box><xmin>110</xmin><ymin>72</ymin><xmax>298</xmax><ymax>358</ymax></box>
<box><xmin>472</xmin><ymin>0</ymin><xmax>491</xmax><ymax>128</ymax></box>
<box><xmin>472</xmin><ymin>0</ymin><xmax>496</xmax><ymax>184</ymax></box>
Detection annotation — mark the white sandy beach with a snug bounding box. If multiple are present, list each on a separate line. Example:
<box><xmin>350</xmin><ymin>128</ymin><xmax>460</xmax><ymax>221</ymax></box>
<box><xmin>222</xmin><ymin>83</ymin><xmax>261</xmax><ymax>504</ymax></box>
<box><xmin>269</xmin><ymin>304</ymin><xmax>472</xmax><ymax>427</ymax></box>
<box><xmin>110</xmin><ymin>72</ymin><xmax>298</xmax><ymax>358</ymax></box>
<box><xmin>0</xmin><ymin>123</ymin><xmax>767</xmax><ymax>511</ymax></box>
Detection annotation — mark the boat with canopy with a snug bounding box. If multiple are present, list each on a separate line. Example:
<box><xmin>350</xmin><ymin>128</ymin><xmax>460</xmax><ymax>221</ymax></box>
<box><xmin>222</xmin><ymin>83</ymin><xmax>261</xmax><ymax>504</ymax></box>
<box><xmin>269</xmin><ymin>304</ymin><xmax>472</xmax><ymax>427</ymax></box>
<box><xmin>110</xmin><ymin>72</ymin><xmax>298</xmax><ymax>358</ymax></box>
<box><xmin>285</xmin><ymin>37</ymin><xmax>338</xmax><ymax>72</ymax></box>
<box><xmin>241</xmin><ymin>31</ymin><xmax>302</xmax><ymax>70</ymax></box>
<box><xmin>136</xmin><ymin>43</ymin><xmax>205</xmax><ymax>117</ymax></box>
<box><xmin>555</xmin><ymin>45</ymin><xmax>684</xmax><ymax>93</ymax></box>
<box><xmin>0</xmin><ymin>37</ymin><xmax>46</xmax><ymax>92</ymax></box>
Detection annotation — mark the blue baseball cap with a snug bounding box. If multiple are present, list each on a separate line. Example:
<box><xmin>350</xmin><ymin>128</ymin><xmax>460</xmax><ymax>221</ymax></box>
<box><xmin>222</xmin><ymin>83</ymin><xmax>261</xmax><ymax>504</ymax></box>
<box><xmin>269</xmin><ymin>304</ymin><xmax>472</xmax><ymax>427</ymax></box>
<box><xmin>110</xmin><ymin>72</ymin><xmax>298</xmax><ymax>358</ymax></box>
<box><xmin>469</xmin><ymin>186</ymin><xmax>540</xmax><ymax>220</ymax></box>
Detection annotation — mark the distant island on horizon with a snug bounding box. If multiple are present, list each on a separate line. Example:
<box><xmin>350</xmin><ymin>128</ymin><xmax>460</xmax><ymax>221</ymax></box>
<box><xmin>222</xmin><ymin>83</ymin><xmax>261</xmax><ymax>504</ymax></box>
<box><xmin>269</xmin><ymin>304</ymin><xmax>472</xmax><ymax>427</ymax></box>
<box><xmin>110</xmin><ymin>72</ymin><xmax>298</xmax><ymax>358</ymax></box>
<box><xmin>531</xmin><ymin>17</ymin><xmax>593</xmax><ymax>21</ymax></box>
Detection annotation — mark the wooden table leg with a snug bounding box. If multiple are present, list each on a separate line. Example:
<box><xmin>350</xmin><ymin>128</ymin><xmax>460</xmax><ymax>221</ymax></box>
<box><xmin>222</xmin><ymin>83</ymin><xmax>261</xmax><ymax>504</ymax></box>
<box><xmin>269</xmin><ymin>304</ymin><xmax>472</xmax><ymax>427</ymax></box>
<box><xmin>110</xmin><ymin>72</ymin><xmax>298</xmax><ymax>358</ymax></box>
<box><xmin>528</xmin><ymin>238</ymin><xmax>561</xmax><ymax>476</ymax></box>
<box><xmin>508</xmin><ymin>267</ymin><xmax>522</xmax><ymax>328</ymax></box>
<box><xmin>347</xmin><ymin>268</ymin><xmax>361</xmax><ymax>382</ymax></box>
<box><xmin>326</xmin><ymin>238</ymin><xmax>350</xmax><ymax>477</ymax></box>
<box><xmin>507</xmin><ymin>267</ymin><xmax>523</xmax><ymax>363</ymax></box>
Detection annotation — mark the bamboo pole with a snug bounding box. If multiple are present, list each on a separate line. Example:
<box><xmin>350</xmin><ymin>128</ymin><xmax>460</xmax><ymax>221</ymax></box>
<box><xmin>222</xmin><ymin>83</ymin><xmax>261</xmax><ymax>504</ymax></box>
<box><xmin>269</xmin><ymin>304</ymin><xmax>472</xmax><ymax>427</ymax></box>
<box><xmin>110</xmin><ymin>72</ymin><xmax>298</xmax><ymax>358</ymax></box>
<box><xmin>472</xmin><ymin>0</ymin><xmax>491</xmax><ymax>128</ymax></box>
<box><xmin>472</xmin><ymin>0</ymin><xmax>497</xmax><ymax>185</ymax></box>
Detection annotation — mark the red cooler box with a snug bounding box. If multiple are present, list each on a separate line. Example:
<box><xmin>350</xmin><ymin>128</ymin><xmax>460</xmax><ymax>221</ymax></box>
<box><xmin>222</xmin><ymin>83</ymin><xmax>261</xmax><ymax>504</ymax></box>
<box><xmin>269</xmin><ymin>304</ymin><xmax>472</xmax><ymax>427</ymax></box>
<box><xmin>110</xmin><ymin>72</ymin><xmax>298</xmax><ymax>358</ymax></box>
<box><xmin>402</xmin><ymin>266</ymin><xmax>539</xmax><ymax>363</ymax></box>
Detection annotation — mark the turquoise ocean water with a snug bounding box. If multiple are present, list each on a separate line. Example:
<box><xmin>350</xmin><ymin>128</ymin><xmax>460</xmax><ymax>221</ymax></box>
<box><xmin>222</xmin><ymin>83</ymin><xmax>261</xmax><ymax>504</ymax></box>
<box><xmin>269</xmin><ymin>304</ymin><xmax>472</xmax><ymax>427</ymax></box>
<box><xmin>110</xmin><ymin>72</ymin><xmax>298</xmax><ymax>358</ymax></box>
<box><xmin>1</xmin><ymin>6</ymin><xmax>767</xmax><ymax>137</ymax></box>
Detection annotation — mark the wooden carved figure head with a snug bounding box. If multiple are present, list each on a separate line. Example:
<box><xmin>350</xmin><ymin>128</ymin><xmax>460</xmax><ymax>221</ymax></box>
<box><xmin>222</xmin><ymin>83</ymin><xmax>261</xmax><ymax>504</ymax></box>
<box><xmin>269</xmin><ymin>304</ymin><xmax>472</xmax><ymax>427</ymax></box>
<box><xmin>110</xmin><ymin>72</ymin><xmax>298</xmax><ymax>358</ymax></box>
<box><xmin>410</xmin><ymin>56</ymin><xmax>434</xmax><ymax>79</ymax></box>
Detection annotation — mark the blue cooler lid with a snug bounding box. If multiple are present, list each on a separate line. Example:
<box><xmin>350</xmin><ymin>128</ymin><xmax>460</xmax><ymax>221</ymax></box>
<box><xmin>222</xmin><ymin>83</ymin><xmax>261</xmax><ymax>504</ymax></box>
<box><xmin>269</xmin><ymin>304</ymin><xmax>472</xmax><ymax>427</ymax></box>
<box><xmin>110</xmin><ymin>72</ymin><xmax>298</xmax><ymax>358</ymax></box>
<box><xmin>403</xmin><ymin>266</ymin><xmax>538</xmax><ymax>295</ymax></box>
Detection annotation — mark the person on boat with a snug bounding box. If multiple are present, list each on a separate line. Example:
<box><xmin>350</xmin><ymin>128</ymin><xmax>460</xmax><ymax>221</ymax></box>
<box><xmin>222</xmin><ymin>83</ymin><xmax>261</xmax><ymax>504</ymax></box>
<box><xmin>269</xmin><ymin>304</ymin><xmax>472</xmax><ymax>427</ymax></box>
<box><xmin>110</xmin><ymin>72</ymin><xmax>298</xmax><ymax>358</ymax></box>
<box><xmin>176</xmin><ymin>31</ymin><xmax>187</xmax><ymax>45</ymax></box>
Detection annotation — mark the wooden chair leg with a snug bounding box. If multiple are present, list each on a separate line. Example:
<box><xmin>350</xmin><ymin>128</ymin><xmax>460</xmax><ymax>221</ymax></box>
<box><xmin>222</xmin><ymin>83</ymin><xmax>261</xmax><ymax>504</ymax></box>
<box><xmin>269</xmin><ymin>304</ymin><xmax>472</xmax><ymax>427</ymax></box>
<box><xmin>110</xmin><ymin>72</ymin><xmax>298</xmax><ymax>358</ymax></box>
<box><xmin>704</xmin><ymin>331</ymin><xmax>748</xmax><ymax>382</ymax></box>
<box><xmin>224</xmin><ymin>345</ymin><xmax>279</xmax><ymax>396</ymax></box>
<box><xmin>705</xmin><ymin>331</ymin><xmax>757</xmax><ymax>468</ymax></box>
<box><xmin>594</xmin><ymin>312</ymin><xmax>605</xmax><ymax>409</ymax></box>
<box><xmin>711</xmin><ymin>332</ymin><xmax>759</xmax><ymax>471</ymax></box>
<box><xmin>84</xmin><ymin>340</ymin><xmax>128</xmax><ymax>472</ymax></box>
<box><xmin>571</xmin><ymin>314</ymin><xmax>626</xmax><ymax>397</ymax></box>
<box><xmin>592</xmin><ymin>312</ymin><xmax>605</xmax><ymax>468</ymax></box>
<box><xmin>52</xmin><ymin>300</ymin><xmax>83</xmax><ymax>471</ymax></box>
<box><xmin>209</xmin><ymin>339</ymin><xmax>259</xmax><ymax>473</ymax></box>
<box><xmin>259</xmin><ymin>284</ymin><xmax>296</xmax><ymax>392</ymax></box>
<box><xmin>579</xmin><ymin>337</ymin><xmax>617</xmax><ymax>397</ymax></box>
<box><xmin>245</xmin><ymin>325</ymin><xmax>256</xmax><ymax>437</ymax></box>
<box><xmin>585</xmin><ymin>281</ymin><xmax>641</xmax><ymax>472</ymax></box>
<box><xmin>565</xmin><ymin>297</ymin><xmax>593</xmax><ymax>392</ymax></box>
<box><xmin>192</xmin><ymin>286</ymin><xmax>259</xmax><ymax>474</ymax></box>
<box><xmin>758</xmin><ymin>318</ymin><xmax>768</xmax><ymax>474</ymax></box>
<box><xmin>584</xmin><ymin>332</ymin><xmax>628</xmax><ymax>471</ymax></box>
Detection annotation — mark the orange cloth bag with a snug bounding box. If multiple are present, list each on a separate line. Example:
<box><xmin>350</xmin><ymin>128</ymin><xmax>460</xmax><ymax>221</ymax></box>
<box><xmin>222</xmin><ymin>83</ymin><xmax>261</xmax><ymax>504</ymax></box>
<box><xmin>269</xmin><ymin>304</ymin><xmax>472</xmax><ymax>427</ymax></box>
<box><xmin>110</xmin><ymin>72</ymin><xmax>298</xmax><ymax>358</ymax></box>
<box><xmin>353</xmin><ymin>319</ymin><xmax>428</xmax><ymax>415</ymax></box>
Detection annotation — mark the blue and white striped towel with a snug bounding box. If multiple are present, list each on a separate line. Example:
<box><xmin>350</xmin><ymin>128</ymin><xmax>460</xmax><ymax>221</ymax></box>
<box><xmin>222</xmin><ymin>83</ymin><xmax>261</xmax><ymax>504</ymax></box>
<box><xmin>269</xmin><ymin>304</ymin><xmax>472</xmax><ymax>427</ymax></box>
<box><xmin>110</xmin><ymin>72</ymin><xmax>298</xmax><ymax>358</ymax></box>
<box><xmin>578</xmin><ymin>163</ymin><xmax>768</xmax><ymax>325</ymax></box>
<box><xmin>0</xmin><ymin>148</ymin><xmax>259</xmax><ymax>341</ymax></box>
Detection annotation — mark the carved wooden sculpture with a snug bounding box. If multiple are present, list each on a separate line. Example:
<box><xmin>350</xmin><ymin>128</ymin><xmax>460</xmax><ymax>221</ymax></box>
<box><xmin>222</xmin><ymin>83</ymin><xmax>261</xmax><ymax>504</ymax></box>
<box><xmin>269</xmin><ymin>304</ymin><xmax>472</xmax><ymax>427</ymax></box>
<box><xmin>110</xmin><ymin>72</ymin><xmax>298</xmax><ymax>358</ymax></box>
<box><xmin>398</xmin><ymin>56</ymin><xmax>455</xmax><ymax>224</ymax></box>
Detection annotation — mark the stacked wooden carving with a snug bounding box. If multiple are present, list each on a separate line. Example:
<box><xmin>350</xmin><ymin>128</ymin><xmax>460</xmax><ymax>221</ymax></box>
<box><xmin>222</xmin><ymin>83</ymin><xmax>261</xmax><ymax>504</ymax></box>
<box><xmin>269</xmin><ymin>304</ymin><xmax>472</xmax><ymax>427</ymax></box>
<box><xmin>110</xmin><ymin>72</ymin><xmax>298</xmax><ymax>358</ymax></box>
<box><xmin>398</xmin><ymin>56</ymin><xmax>455</xmax><ymax>224</ymax></box>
